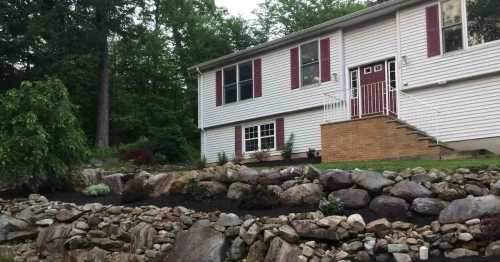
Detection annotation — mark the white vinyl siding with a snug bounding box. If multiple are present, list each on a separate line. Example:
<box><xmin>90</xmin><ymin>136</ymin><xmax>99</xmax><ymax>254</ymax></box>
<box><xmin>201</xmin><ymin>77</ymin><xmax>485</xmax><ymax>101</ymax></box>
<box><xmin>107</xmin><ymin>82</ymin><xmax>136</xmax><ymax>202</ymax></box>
<box><xmin>399</xmin><ymin>1</ymin><xmax>500</xmax><ymax>90</ymax></box>
<box><xmin>202</xmin><ymin>108</ymin><xmax>324</xmax><ymax>163</ymax></box>
<box><xmin>399</xmin><ymin>74</ymin><xmax>500</xmax><ymax>142</ymax></box>
<box><xmin>199</xmin><ymin>31</ymin><xmax>342</xmax><ymax>129</ymax></box>
<box><xmin>344</xmin><ymin>16</ymin><xmax>397</xmax><ymax>68</ymax></box>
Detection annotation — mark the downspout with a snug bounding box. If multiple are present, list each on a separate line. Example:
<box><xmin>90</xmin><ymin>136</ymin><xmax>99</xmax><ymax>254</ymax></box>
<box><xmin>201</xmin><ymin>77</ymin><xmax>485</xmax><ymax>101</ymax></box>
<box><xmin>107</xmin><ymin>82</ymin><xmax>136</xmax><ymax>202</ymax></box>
<box><xmin>196</xmin><ymin>67</ymin><xmax>207</xmax><ymax>159</ymax></box>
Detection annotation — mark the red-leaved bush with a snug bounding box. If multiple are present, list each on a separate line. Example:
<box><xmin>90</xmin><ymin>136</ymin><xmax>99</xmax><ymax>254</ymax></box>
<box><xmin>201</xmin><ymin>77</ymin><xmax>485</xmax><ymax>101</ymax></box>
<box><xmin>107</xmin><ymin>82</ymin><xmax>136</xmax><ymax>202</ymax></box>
<box><xmin>120</xmin><ymin>148</ymin><xmax>154</xmax><ymax>165</ymax></box>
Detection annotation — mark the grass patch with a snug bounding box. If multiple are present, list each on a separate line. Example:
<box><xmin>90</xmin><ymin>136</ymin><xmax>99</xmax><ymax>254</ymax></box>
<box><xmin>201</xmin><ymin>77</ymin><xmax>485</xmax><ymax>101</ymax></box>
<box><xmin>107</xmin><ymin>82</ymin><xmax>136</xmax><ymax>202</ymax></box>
<box><xmin>315</xmin><ymin>157</ymin><xmax>500</xmax><ymax>172</ymax></box>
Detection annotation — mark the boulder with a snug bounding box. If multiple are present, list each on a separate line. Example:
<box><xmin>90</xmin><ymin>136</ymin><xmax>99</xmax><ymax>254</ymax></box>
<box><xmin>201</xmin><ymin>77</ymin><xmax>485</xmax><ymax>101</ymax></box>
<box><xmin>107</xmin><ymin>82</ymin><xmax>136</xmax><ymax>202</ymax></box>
<box><xmin>278</xmin><ymin>225</ymin><xmax>299</xmax><ymax>243</ymax></box>
<box><xmin>236</xmin><ymin>166</ymin><xmax>260</xmax><ymax>184</ymax></box>
<box><xmin>257</xmin><ymin>168</ymin><xmax>297</xmax><ymax>185</ymax></box>
<box><xmin>431</xmin><ymin>182</ymin><xmax>467</xmax><ymax>201</ymax></box>
<box><xmin>227</xmin><ymin>182</ymin><xmax>252</xmax><ymax>200</ymax></box>
<box><xmin>36</xmin><ymin>224</ymin><xmax>73</xmax><ymax>257</ymax></box>
<box><xmin>121</xmin><ymin>176</ymin><xmax>154</xmax><ymax>203</ymax></box>
<box><xmin>246</xmin><ymin>240</ymin><xmax>267</xmax><ymax>262</ymax></box>
<box><xmin>130</xmin><ymin>222</ymin><xmax>157</xmax><ymax>251</ymax></box>
<box><xmin>55</xmin><ymin>209</ymin><xmax>84</xmax><ymax>223</ymax></box>
<box><xmin>411</xmin><ymin>198</ymin><xmax>448</xmax><ymax>216</ymax></box>
<box><xmin>0</xmin><ymin>215</ymin><xmax>32</xmax><ymax>242</ymax></box>
<box><xmin>101</xmin><ymin>173</ymin><xmax>126</xmax><ymax>195</ymax></box>
<box><xmin>352</xmin><ymin>170</ymin><xmax>394</xmax><ymax>192</ymax></box>
<box><xmin>217</xmin><ymin>213</ymin><xmax>241</xmax><ymax>227</ymax></box>
<box><xmin>264</xmin><ymin>237</ymin><xmax>302</xmax><ymax>262</ymax></box>
<box><xmin>369</xmin><ymin>195</ymin><xmax>409</xmax><ymax>219</ymax></box>
<box><xmin>169</xmin><ymin>171</ymin><xmax>199</xmax><ymax>193</ymax></box>
<box><xmin>444</xmin><ymin>248</ymin><xmax>478</xmax><ymax>259</ymax></box>
<box><xmin>491</xmin><ymin>181</ymin><xmax>500</xmax><ymax>196</ymax></box>
<box><xmin>198</xmin><ymin>181</ymin><xmax>227</xmax><ymax>196</ymax></box>
<box><xmin>389</xmin><ymin>180</ymin><xmax>432</xmax><ymax>201</ymax></box>
<box><xmin>486</xmin><ymin>240</ymin><xmax>500</xmax><ymax>257</ymax></box>
<box><xmin>465</xmin><ymin>184</ymin><xmax>488</xmax><ymax>196</ymax></box>
<box><xmin>164</xmin><ymin>220</ymin><xmax>227</xmax><ymax>262</ymax></box>
<box><xmin>366</xmin><ymin>218</ymin><xmax>391</xmax><ymax>237</ymax></box>
<box><xmin>291</xmin><ymin>220</ymin><xmax>347</xmax><ymax>241</ymax></box>
<box><xmin>229</xmin><ymin>237</ymin><xmax>246</xmax><ymax>260</ymax></box>
<box><xmin>439</xmin><ymin>195</ymin><xmax>500</xmax><ymax>223</ymax></box>
<box><xmin>347</xmin><ymin>214</ymin><xmax>365</xmax><ymax>232</ymax></box>
<box><xmin>146</xmin><ymin>173</ymin><xmax>176</xmax><ymax>197</ymax></box>
<box><xmin>280</xmin><ymin>183</ymin><xmax>322</xmax><ymax>206</ymax></box>
<box><xmin>319</xmin><ymin>170</ymin><xmax>353</xmax><ymax>192</ymax></box>
<box><xmin>303</xmin><ymin>165</ymin><xmax>321</xmax><ymax>180</ymax></box>
<box><xmin>239</xmin><ymin>185</ymin><xmax>280</xmax><ymax>209</ymax></box>
<box><xmin>328</xmin><ymin>188</ymin><xmax>371</xmax><ymax>209</ymax></box>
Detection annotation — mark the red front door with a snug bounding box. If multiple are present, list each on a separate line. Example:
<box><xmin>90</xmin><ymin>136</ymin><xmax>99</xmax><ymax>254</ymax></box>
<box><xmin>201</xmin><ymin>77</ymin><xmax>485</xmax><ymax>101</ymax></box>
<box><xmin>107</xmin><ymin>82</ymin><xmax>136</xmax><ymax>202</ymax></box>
<box><xmin>360</xmin><ymin>62</ymin><xmax>386</xmax><ymax>116</ymax></box>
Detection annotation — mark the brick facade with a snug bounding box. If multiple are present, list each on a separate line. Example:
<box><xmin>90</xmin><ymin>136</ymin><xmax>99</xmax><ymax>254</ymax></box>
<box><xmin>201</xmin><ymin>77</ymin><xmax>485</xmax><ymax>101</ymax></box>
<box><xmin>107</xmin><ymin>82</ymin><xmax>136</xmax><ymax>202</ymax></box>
<box><xmin>321</xmin><ymin>116</ymin><xmax>447</xmax><ymax>162</ymax></box>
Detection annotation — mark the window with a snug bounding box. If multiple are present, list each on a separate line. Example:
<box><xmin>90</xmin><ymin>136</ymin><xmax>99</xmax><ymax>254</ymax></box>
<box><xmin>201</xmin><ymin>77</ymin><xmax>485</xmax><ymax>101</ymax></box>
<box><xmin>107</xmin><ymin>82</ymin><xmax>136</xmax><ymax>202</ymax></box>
<box><xmin>223</xmin><ymin>61</ymin><xmax>254</xmax><ymax>104</ymax></box>
<box><xmin>466</xmin><ymin>0</ymin><xmax>500</xmax><ymax>46</ymax></box>
<box><xmin>239</xmin><ymin>62</ymin><xmax>253</xmax><ymax>100</ymax></box>
<box><xmin>441</xmin><ymin>0</ymin><xmax>464</xmax><ymax>52</ymax></box>
<box><xmin>224</xmin><ymin>66</ymin><xmax>237</xmax><ymax>104</ymax></box>
<box><xmin>388</xmin><ymin>61</ymin><xmax>397</xmax><ymax>90</ymax></box>
<box><xmin>244</xmin><ymin>123</ymin><xmax>275</xmax><ymax>152</ymax></box>
<box><xmin>300</xmin><ymin>41</ymin><xmax>319</xmax><ymax>87</ymax></box>
<box><xmin>350</xmin><ymin>70</ymin><xmax>358</xmax><ymax>98</ymax></box>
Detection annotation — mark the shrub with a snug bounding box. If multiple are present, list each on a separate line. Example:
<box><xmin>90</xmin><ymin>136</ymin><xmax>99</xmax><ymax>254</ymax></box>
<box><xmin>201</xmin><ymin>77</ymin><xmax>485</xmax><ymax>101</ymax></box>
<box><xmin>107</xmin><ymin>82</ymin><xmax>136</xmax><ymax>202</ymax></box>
<box><xmin>281</xmin><ymin>133</ymin><xmax>295</xmax><ymax>161</ymax></box>
<box><xmin>307</xmin><ymin>148</ymin><xmax>317</xmax><ymax>160</ymax></box>
<box><xmin>196</xmin><ymin>155</ymin><xmax>207</xmax><ymax>170</ymax></box>
<box><xmin>185</xmin><ymin>179</ymin><xmax>211</xmax><ymax>201</ymax></box>
<box><xmin>0</xmin><ymin>79</ymin><xmax>89</xmax><ymax>191</ymax></box>
<box><xmin>217</xmin><ymin>151</ymin><xmax>228</xmax><ymax>166</ymax></box>
<box><xmin>83</xmin><ymin>184</ymin><xmax>111</xmax><ymax>197</ymax></box>
<box><xmin>120</xmin><ymin>148</ymin><xmax>154</xmax><ymax>165</ymax></box>
<box><xmin>252</xmin><ymin>151</ymin><xmax>270</xmax><ymax>162</ymax></box>
<box><xmin>150</xmin><ymin>125</ymin><xmax>190</xmax><ymax>164</ymax></box>
<box><xmin>319</xmin><ymin>197</ymin><xmax>345</xmax><ymax>216</ymax></box>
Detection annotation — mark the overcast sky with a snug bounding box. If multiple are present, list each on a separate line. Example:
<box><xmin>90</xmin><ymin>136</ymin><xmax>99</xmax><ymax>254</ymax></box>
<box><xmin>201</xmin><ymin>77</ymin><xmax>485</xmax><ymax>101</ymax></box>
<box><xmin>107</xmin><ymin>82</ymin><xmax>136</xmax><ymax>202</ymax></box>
<box><xmin>215</xmin><ymin>0</ymin><xmax>263</xmax><ymax>19</ymax></box>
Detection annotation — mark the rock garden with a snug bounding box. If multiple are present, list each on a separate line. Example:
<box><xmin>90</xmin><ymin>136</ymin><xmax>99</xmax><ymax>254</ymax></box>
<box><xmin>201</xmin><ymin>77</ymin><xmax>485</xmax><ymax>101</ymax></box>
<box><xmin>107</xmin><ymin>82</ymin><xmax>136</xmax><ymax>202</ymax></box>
<box><xmin>2</xmin><ymin>163</ymin><xmax>500</xmax><ymax>261</ymax></box>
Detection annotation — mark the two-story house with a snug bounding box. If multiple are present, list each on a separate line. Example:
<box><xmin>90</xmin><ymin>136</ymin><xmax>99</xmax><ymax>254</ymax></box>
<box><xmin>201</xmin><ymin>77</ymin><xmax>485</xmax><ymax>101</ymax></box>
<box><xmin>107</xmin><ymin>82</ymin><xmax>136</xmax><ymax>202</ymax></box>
<box><xmin>192</xmin><ymin>0</ymin><xmax>500</xmax><ymax>163</ymax></box>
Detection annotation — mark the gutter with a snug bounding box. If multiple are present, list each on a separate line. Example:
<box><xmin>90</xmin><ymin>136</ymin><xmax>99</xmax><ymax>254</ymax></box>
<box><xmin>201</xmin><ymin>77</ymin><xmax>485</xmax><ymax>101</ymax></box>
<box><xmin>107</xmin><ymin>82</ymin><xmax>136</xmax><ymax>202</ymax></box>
<box><xmin>189</xmin><ymin>0</ymin><xmax>427</xmax><ymax>72</ymax></box>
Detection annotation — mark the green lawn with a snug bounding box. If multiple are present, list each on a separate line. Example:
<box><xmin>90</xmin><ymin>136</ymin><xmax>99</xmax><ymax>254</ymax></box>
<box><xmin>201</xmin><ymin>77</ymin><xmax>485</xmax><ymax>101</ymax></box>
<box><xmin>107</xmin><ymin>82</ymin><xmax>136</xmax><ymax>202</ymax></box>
<box><xmin>315</xmin><ymin>157</ymin><xmax>500</xmax><ymax>172</ymax></box>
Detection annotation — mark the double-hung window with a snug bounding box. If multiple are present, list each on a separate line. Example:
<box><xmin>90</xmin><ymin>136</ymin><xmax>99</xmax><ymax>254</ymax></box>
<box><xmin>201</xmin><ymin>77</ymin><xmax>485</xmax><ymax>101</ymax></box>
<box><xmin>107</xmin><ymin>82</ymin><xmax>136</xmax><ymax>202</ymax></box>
<box><xmin>223</xmin><ymin>62</ymin><xmax>253</xmax><ymax>104</ymax></box>
<box><xmin>300</xmin><ymin>41</ymin><xmax>320</xmax><ymax>87</ymax></box>
<box><xmin>244</xmin><ymin>123</ymin><xmax>275</xmax><ymax>153</ymax></box>
<box><xmin>440</xmin><ymin>0</ymin><xmax>500</xmax><ymax>53</ymax></box>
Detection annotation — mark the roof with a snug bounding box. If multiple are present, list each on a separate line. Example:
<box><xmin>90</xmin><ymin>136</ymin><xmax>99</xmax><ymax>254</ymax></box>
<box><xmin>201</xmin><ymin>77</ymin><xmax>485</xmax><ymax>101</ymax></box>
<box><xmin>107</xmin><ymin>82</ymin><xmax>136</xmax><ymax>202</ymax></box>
<box><xmin>191</xmin><ymin>0</ymin><xmax>427</xmax><ymax>72</ymax></box>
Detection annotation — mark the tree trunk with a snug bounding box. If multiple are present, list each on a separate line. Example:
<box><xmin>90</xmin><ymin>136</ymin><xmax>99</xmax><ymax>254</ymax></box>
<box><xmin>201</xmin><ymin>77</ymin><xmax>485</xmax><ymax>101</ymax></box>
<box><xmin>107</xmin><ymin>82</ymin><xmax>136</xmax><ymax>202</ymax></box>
<box><xmin>95</xmin><ymin>2</ymin><xmax>110</xmax><ymax>148</ymax></box>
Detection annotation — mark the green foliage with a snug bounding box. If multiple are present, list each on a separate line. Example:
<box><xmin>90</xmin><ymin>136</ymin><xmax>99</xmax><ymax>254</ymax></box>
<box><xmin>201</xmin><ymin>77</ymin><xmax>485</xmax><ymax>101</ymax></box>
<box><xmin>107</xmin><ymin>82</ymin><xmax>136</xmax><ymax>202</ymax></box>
<box><xmin>320</xmin><ymin>198</ymin><xmax>345</xmax><ymax>216</ymax></box>
<box><xmin>185</xmin><ymin>179</ymin><xmax>210</xmax><ymax>200</ymax></box>
<box><xmin>150</xmin><ymin>125</ymin><xmax>191</xmax><ymax>164</ymax></box>
<box><xmin>0</xmin><ymin>79</ymin><xmax>89</xmax><ymax>191</ymax></box>
<box><xmin>281</xmin><ymin>133</ymin><xmax>295</xmax><ymax>161</ymax></box>
<box><xmin>217</xmin><ymin>152</ymin><xmax>228</xmax><ymax>166</ymax></box>
<box><xmin>83</xmin><ymin>184</ymin><xmax>111</xmax><ymax>197</ymax></box>
<box><xmin>196</xmin><ymin>155</ymin><xmax>208</xmax><ymax>170</ymax></box>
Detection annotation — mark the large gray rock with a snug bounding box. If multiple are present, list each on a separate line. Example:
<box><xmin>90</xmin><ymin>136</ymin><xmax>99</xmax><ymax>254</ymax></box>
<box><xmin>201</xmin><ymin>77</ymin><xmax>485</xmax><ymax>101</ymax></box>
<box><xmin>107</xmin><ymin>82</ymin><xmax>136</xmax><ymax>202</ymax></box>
<box><xmin>431</xmin><ymin>182</ymin><xmax>467</xmax><ymax>201</ymax></box>
<box><xmin>291</xmin><ymin>220</ymin><xmax>347</xmax><ymax>241</ymax></box>
<box><xmin>146</xmin><ymin>173</ymin><xmax>176</xmax><ymax>197</ymax></box>
<box><xmin>329</xmin><ymin>189</ymin><xmax>371</xmax><ymax>209</ymax></box>
<box><xmin>130</xmin><ymin>222</ymin><xmax>157</xmax><ymax>251</ymax></box>
<box><xmin>439</xmin><ymin>195</ymin><xmax>500</xmax><ymax>223</ymax></box>
<box><xmin>319</xmin><ymin>170</ymin><xmax>353</xmax><ymax>192</ymax></box>
<box><xmin>390</xmin><ymin>180</ymin><xmax>432</xmax><ymax>201</ymax></box>
<box><xmin>264</xmin><ymin>237</ymin><xmax>302</xmax><ymax>262</ymax></box>
<box><xmin>491</xmin><ymin>181</ymin><xmax>500</xmax><ymax>196</ymax></box>
<box><xmin>411</xmin><ymin>198</ymin><xmax>448</xmax><ymax>216</ymax></box>
<box><xmin>164</xmin><ymin>220</ymin><xmax>227</xmax><ymax>262</ymax></box>
<box><xmin>444</xmin><ymin>248</ymin><xmax>478</xmax><ymax>259</ymax></box>
<box><xmin>352</xmin><ymin>170</ymin><xmax>394</xmax><ymax>192</ymax></box>
<box><xmin>369</xmin><ymin>195</ymin><xmax>409</xmax><ymax>218</ymax></box>
<box><xmin>121</xmin><ymin>176</ymin><xmax>154</xmax><ymax>203</ymax></box>
<box><xmin>236</xmin><ymin>166</ymin><xmax>260</xmax><ymax>184</ymax></box>
<box><xmin>257</xmin><ymin>168</ymin><xmax>298</xmax><ymax>185</ymax></box>
<box><xmin>280</xmin><ymin>183</ymin><xmax>322</xmax><ymax>205</ymax></box>
<box><xmin>246</xmin><ymin>240</ymin><xmax>267</xmax><ymax>262</ymax></box>
<box><xmin>36</xmin><ymin>224</ymin><xmax>73</xmax><ymax>257</ymax></box>
<box><xmin>486</xmin><ymin>240</ymin><xmax>500</xmax><ymax>257</ymax></box>
<box><xmin>198</xmin><ymin>181</ymin><xmax>228</xmax><ymax>196</ymax></box>
<box><xmin>101</xmin><ymin>173</ymin><xmax>126</xmax><ymax>195</ymax></box>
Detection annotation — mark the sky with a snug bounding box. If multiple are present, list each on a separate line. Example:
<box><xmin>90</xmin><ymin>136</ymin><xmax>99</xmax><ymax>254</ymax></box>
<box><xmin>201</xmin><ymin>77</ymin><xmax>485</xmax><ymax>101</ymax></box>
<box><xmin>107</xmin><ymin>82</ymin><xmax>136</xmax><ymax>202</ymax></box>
<box><xmin>215</xmin><ymin>0</ymin><xmax>263</xmax><ymax>19</ymax></box>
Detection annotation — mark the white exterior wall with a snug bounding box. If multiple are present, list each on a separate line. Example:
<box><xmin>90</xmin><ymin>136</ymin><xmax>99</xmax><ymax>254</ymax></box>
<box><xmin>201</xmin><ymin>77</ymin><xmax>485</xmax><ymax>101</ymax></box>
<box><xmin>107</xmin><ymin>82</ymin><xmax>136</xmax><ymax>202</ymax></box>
<box><xmin>202</xmin><ymin>108</ymin><xmax>324</xmax><ymax>163</ymax></box>
<box><xmin>399</xmin><ymin>74</ymin><xmax>500</xmax><ymax>143</ymax></box>
<box><xmin>399</xmin><ymin>1</ymin><xmax>500</xmax><ymax>90</ymax></box>
<box><xmin>199</xmin><ymin>31</ymin><xmax>343</xmax><ymax>129</ymax></box>
<box><xmin>344</xmin><ymin>16</ymin><xmax>397</xmax><ymax>68</ymax></box>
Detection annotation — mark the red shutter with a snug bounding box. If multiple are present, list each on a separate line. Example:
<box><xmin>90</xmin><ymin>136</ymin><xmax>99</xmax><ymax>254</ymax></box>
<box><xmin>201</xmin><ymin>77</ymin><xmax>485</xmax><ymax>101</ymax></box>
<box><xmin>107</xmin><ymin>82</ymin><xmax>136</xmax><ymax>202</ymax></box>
<box><xmin>276</xmin><ymin>118</ymin><xmax>285</xmax><ymax>150</ymax></box>
<box><xmin>426</xmin><ymin>5</ymin><xmax>441</xmax><ymax>57</ymax></box>
<box><xmin>235</xmin><ymin>125</ymin><xmax>242</xmax><ymax>157</ymax></box>
<box><xmin>253</xmin><ymin>59</ymin><xmax>262</xmax><ymax>97</ymax></box>
<box><xmin>290</xmin><ymin>48</ymin><xmax>300</xmax><ymax>89</ymax></box>
<box><xmin>216</xmin><ymin>70</ymin><xmax>222</xmax><ymax>106</ymax></box>
<box><xmin>320</xmin><ymin>38</ymin><xmax>331</xmax><ymax>82</ymax></box>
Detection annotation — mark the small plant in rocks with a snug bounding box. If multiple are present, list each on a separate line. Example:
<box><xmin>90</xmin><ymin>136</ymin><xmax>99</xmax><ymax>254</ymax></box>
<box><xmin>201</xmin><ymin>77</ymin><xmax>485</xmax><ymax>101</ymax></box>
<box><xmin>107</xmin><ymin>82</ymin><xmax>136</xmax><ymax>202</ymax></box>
<box><xmin>83</xmin><ymin>184</ymin><xmax>111</xmax><ymax>197</ymax></box>
<box><xmin>185</xmin><ymin>179</ymin><xmax>211</xmax><ymax>201</ymax></box>
<box><xmin>281</xmin><ymin>133</ymin><xmax>295</xmax><ymax>161</ymax></box>
<box><xmin>319</xmin><ymin>197</ymin><xmax>345</xmax><ymax>216</ymax></box>
<box><xmin>217</xmin><ymin>151</ymin><xmax>228</xmax><ymax>166</ymax></box>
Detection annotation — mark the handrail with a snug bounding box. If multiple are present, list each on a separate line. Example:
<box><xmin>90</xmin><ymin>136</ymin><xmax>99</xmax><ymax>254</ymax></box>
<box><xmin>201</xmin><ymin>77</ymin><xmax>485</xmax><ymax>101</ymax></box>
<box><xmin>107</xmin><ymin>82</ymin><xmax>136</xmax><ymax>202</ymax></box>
<box><xmin>323</xmin><ymin>81</ymin><xmax>441</xmax><ymax>144</ymax></box>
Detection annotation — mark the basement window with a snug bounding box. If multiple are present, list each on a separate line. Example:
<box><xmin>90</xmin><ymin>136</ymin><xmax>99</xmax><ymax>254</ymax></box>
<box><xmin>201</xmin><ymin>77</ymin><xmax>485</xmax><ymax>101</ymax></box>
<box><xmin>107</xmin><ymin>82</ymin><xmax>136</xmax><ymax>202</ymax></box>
<box><xmin>244</xmin><ymin>123</ymin><xmax>275</xmax><ymax>153</ymax></box>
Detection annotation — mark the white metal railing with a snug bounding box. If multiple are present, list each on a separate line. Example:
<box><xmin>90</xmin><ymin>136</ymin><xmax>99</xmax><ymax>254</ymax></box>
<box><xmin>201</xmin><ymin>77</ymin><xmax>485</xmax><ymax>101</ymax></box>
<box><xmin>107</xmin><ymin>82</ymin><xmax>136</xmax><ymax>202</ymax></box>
<box><xmin>323</xmin><ymin>81</ymin><xmax>440</xmax><ymax>144</ymax></box>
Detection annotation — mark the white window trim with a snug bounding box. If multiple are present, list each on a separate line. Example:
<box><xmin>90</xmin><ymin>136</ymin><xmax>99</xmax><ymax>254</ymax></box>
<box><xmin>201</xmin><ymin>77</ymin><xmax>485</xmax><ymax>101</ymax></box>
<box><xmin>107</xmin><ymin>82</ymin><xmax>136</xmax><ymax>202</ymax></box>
<box><xmin>439</xmin><ymin>0</ymin><xmax>500</xmax><ymax>55</ymax></box>
<box><xmin>222</xmin><ymin>60</ymin><xmax>255</xmax><ymax>105</ymax></box>
<box><xmin>364</xmin><ymin>66</ymin><xmax>372</xmax><ymax>74</ymax></box>
<box><xmin>298</xmin><ymin>39</ymin><xmax>321</xmax><ymax>89</ymax></box>
<box><xmin>374</xmin><ymin>64</ymin><xmax>383</xmax><ymax>72</ymax></box>
<box><xmin>242</xmin><ymin>121</ymin><xmax>277</xmax><ymax>154</ymax></box>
